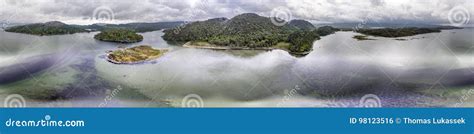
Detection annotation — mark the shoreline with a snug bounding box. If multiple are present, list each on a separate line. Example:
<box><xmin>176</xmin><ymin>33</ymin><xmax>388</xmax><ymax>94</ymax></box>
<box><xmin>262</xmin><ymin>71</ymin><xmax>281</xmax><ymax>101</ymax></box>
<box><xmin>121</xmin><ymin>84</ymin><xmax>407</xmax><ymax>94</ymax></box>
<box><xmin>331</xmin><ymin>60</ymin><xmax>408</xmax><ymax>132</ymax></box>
<box><xmin>105</xmin><ymin>46</ymin><xmax>169</xmax><ymax>65</ymax></box>
<box><xmin>105</xmin><ymin>53</ymin><xmax>164</xmax><ymax>65</ymax></box>
<box><xmin>182</xmin><ymin>41</ymin><xmax>311</xmax><ymax>57</ymax></box>
<box><xmin>182</xmin><ymin>42</ymin><xmax>275</xmax><ymax>51</ymax></box>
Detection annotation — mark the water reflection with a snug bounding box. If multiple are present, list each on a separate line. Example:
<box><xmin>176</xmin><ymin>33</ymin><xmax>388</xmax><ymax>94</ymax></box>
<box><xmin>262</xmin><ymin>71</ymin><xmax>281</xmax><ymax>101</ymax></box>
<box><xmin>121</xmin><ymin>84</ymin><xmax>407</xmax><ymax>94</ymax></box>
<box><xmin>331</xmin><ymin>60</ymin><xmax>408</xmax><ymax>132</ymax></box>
<box><xmin>0</xmin><ymin>29</ymin><xmax>473</xmax><ymax>107</ymax></box>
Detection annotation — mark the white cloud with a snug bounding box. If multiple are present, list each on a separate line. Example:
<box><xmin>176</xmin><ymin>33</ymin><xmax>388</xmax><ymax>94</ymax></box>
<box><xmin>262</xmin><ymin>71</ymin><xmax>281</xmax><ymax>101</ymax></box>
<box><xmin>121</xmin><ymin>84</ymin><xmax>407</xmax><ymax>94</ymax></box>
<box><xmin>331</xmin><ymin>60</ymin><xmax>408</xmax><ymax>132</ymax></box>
<box><xmin>0</xmin><ymin>0</ymin><xmax>472</xmax><ymax>25</ymax></box>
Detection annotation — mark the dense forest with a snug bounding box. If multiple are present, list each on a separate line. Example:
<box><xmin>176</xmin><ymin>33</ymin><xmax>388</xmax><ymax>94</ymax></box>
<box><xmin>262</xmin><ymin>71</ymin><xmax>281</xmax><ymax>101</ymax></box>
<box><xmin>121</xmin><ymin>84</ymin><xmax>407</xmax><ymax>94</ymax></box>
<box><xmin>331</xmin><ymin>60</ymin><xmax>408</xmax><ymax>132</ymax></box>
<box><xmin>94</xmin><ymin>28</ymin><xmax>143</xmax><ymax>43</ymax></box>
<box><xmin>85</xmin><ymin>22</ymin><xmax>184</xmax><ymax>33</ymax></box>
<box><xmin>163</xmin><ymin>13</ymin><xmax>339</xmax><ymax>54</ymax></box>
<box><xmin>5</xmin><ymin>21</ymin><xmax>87</xmax><ymax>36</ymax></box>
<box><xmin>288</xmin><ymin>20</ymin><xmax>317</xmax><ymax>30</ymax></box>
<box><xmin>356</xmin><ymin>27</ymin><xmax>442</xmax><ymax>37</ymax></box>
<box><xmin>5</xmin><ymin>21</ymin><xmax>184</xmax><ymax>35</ymax></box>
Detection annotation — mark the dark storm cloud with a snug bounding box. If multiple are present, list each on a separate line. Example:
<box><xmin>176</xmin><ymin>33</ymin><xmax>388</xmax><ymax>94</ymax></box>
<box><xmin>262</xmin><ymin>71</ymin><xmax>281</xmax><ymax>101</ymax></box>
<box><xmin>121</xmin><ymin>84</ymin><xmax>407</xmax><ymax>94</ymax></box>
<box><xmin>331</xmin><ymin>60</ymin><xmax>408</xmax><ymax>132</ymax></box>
<box><xmin>0</xmin><ymin>0</ymin><xmax>472</xmax><ymax>26</ymax></box>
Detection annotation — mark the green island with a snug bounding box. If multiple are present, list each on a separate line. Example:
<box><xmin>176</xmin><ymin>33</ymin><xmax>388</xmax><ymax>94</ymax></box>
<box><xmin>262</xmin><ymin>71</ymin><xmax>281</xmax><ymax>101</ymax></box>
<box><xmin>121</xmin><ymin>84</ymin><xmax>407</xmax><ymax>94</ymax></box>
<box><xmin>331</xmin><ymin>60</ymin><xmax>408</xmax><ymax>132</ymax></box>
<box><xmin>4</xmin><ymin>21</ymin><xmax>88</xmax><ymax>36</ymax></box>
<box><xmin>94</xmin><ymin>28</ymin><xmax>144</xmax><ymax>43</ymax></box>
<box><xmin>5</xmin><ymin>21</ymin><xmax>184</xmax><ymax>36</ymax></box>
<box><xmin>353</xmin><ymin>35</ymin><xmax>375</xmax><ymax>40</ymax></box>
<box><xmin>106</xmin><ymin>45</ymin><xmax>168</xmax><ymax>64</ymax></box>
<box><xmin>162</xmin><ymin>13</ymin><xmax>339</xmax><ymax>56</ymax></box>
<box><xmin>355</xmin><ymin>27</ymin><xmax>442</xmax><ymax>37</ymax></box>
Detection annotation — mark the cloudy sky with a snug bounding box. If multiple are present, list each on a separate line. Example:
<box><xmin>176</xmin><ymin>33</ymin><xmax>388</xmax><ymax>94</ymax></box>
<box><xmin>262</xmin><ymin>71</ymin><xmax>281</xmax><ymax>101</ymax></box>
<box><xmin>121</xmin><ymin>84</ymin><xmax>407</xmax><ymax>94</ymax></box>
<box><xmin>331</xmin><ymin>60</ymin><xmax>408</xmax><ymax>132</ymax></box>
<box><xmin>0</xmin><ymin>0</ymin><xmax>472</xmax><ymax>26</ymax></box>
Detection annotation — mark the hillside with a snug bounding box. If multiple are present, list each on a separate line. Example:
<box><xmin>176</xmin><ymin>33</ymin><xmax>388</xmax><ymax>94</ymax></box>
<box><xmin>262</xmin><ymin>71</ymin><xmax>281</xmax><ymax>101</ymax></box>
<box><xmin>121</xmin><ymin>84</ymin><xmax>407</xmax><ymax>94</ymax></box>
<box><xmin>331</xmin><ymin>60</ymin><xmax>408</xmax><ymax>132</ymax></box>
<box><xmin>94</xmin><ymin>28</ymin><xmax>143</xmax><ymax>43</ymax></box>
<box><xmin>289</xmin><ymin>20</ymin><xmax>316</xmax><ymax>30</ymax></box>
<box><xmin>162</xmin><ymin>13</ymin><xmax>336</xmax><ymax>55</ymax></box>
<box><xmin>5</xmin><ymin>21</ymin><xmax>88</xmax><ymax>36</ymax></box>
<box><xmin>5</xmin><ymin>21</ymin><xmax>184</xmax><ymax>35</ymax></box>
<box><xmin>85</xmin><ymin>21</ymin><xmax>184</xmax><ymax>33</ymax></box>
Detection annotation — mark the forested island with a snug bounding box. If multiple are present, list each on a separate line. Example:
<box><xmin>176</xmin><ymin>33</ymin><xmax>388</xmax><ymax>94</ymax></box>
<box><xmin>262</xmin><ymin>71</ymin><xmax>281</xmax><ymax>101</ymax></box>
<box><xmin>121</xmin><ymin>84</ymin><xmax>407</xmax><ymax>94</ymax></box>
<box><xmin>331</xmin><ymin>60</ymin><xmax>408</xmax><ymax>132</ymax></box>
<box><xmin>354</xmin><ymin>27</ymin><xmax>456</xmax><ymax>38</ymax></box>
<box><xmin>4</xmin><ymin>21</ymin><xmax>87</xmax><ymax>36</ymax></box>
<box><xmin>106</xmin><ymin>45</ymin><xmax>168</xmax><ymax>64</ymax></box>
<box><xmin>94</xmin><ymin>28</ymin><xmax>143</xmax><ymax>43</ymax></box>
<box><xmin>162</xmin><ymin>13</ymin><xmax>339</xmax><ymax>56</ymax></box>
<box><xmin>5</xmin><ymin>21</ymin><xmax>184</xmax><ymax>36</ymax></box>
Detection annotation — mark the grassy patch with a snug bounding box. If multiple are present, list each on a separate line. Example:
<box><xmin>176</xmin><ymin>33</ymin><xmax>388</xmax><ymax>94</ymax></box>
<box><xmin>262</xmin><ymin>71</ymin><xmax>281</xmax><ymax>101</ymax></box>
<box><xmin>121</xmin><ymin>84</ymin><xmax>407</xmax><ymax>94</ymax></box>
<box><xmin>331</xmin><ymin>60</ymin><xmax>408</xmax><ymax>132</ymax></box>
<box><xmin>107</xmin><ymin>45</ymin><xmax>168</xmax><ymax>64</ymax></box>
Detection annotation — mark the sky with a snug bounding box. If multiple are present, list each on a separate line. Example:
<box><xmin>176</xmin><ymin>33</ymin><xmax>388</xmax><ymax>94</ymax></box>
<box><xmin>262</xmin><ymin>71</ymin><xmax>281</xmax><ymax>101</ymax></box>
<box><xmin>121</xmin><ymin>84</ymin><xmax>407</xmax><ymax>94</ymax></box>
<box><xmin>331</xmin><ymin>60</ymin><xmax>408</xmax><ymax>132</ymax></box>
<box><xmin>0</xmin><ymin>0</ymin><xmax>472</xmax><ymax>26</ymax></box>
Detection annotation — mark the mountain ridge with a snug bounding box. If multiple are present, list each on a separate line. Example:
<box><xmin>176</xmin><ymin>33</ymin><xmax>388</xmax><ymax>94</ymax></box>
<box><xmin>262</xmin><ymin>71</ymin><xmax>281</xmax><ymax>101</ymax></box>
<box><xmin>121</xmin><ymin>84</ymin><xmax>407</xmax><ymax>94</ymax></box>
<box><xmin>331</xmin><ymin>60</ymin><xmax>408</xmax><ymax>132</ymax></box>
<box><xmin>5</xmin><ymin>21</ymin><xmax>185</xmax><ymax>36</ymax></box>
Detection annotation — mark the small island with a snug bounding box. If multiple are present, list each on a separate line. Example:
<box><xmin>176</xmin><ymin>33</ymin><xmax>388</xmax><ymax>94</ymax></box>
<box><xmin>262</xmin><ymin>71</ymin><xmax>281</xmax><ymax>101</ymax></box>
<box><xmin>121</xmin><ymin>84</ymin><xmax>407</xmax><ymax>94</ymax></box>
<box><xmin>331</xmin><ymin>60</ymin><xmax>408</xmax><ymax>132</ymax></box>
<box><xmin>94</xmin><ymin>28</ymin><xmax>143</xmax><ymax>43</ymax></box>
<box><xmin>106</xmin><ymin>45</ymin><xmax>168</xmax><ymax>64</ymax></box>
<box><xmin>353</xmin><ymin>35</ymin><xmax>375</xmax><ymax>40</ymax></box>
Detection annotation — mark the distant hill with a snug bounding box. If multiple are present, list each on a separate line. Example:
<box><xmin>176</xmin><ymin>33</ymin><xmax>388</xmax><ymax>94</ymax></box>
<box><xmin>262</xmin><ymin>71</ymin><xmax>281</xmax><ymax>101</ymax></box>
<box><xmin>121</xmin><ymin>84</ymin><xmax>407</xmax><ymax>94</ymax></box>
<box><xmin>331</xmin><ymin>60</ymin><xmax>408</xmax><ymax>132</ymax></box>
<box><xmin>356</xmin><ymin>27</ymin><xmax>442</xmax><ymax>37</ymax></box>
<box><xmin>5</xmin><ymin>21</ymin><xmax>184</xmax><ymax>36</ymax></box>
<box><xmin>314</xmin><ymin>26</ymin><xmax>339</xmax><ymax>36</ymax></box>
<box><xmin>289</xmin><ymin>20</ymin><xmax>316</xmax><ymax>30</ymax></box>
<box><xmin>163</xmin><ymin>18</ymin><xmax>228</xmax><ymax>41</ymax></box>
<box><xmin>85</xmin><ymin>21</ymin><xmax>185</xmax><ymax>33</ymax></box>
<box><xmin>319</xmin><ymin>22</ymin><xmax>461</xmax><ymax>37</ymax></box>
<box><xmin>163</xmin><ymin>13</ymin><xmax>336</xmax><ymax>55</ymax></box>
<box><xmin>5</xmin><ymin>21</ymin><xmax>88</xmax><ymax>36</ymax></box>
<box><xmin>321</xmin><ymin>23</ymin><xmax>462</xmax><ymax>30</ymax></box>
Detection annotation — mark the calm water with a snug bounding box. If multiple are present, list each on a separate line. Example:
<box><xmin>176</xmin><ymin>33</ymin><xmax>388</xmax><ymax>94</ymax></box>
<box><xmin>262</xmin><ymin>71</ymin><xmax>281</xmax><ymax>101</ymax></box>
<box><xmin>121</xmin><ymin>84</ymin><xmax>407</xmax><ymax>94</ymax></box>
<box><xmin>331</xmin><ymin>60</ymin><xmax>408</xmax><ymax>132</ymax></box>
<box><xmin>0</xmin><ymin>29</ymin><xmax>473</xmax><ymax>107</ymax></box>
